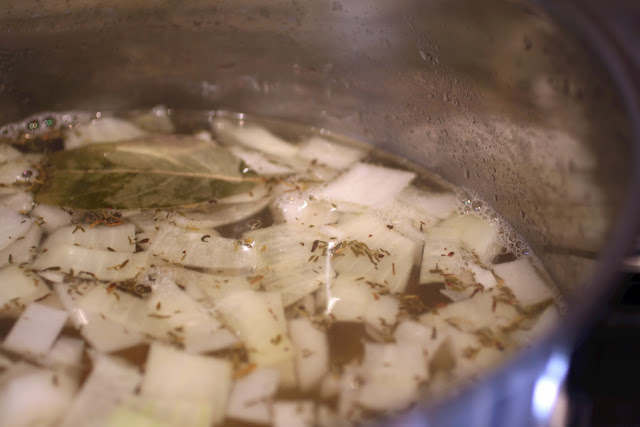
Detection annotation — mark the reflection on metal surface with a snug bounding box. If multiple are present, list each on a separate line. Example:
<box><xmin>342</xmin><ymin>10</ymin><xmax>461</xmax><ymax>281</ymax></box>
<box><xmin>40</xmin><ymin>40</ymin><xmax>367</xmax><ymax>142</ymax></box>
<box><xmin>532</xmin><ymin>350</ymin><xmax>569</xmax><ymax>424</ymax></box>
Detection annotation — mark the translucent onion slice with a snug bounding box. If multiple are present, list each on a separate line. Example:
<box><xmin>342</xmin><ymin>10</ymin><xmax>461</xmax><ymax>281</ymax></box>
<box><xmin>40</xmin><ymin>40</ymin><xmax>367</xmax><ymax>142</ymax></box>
<box><xmin>331</xmin><ymin>213</ymin><xmax>416</xmax><ymax>293</ymax></box>
<box><xmin>288</xmin><ymin>318</ymin><xmax>329</xmax><ymax>392</ymax></box>
<box><xmin>32</xmin><ymin>245</ymin><xmax>148</xmax><ymax>282</ymax></box>
<box><xmin>0</xmin><ymin>188</ymin><xmax>34</xmax><ymax>213</ymax></box>
<box><xmin>0</xmin><ymin>223</ymin><xmax>42</xmax><ymax>268</ymax></box>
<box><xmin>226</xmin><ymin>368</ymin><xmax>280</xmax><ymax>424</ymax></box>
<box><xmin>141</xmin><ymin>343</ymin><xmax>232</xmax><ymax>426</ymax></box>
<box><xmin>396</xmin><ymin>187</ymin><xmax>459</xmax><ymax>220</ymax></box>
<box><xmin>314</xmin><ymin>163</ymin><xmax>415</xmax><ymax>209</ymax></box>
<box><xmin>215</xmin><ymin>121</ymin><xmax>299</xmax><ymax>159</ymax></box>
<box><xmin>297</xmin><ymin>136</ymin><xmax>366</xmax><ymax>170</ymax></box>
<box><xmin>2</xmin><ymin>302</ymin><xmax>68</xmax><ymax>357</ymax></box>
<box><xmin>0</xmin><ymin>266</ymin><xmax>50</xmax><ymax>311</ymax></box>
<box><xmin>492</xmin><ymin>258</ymin><xmax>555</xmax><ymax>306</ymax></box>
<box><xmin>30</xmin><ymin>204</ymin><xmax>72</xmax><ymax>234</ymax></box>
<box><xmin>60</xmin><ymin>353</ymin><xmax>141</xmax><ymax>427</ymax></box>
<box><xmin>216</xmin><ymin>290</ymin><xmax>296</xmax><ymax>387</ymax></box>
<box><xmin>149</xmin><ymin>225</ymin><xmax>258</xmax><ymax>271</ymax></box>
<box><xmin>64</xmin><ymin>117</ymin><xmax>147</xmax><ymax>149</ymax></box>
<box><xmin>0</xmin><ymin>365</ymin><xmax>76</xmax><ymax>427</ymax></box>
<box><xmin>273</xmin><ymin>400</ymin><xmax>315</xmax><ymax>427</ymax></box>
<box><xmin>42</xmin><ymin>224</ymin><xmax>136</xmax><ymax>253</ymax></box>
<box><xmin>0</xmin><ymin>207</ymin><xmax>32</xmax><ymax>252</ymax></box>
<box><xmin>244</xmin><ymin>223</ymin><xmax>333</xmax><ymax>306</ymax></box>
<box><xmin>354</xmin><ymin>342</ymin><xmax>428</xmax><ymax>411</ymax></box>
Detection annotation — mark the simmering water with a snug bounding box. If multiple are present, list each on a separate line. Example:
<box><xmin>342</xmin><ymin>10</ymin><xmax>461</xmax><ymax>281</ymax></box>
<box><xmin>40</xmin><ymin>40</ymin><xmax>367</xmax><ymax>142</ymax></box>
<box><xmin>0</xmin><ymin>108</ymin><xmax>560</xmax><ymax>426</ymax></box>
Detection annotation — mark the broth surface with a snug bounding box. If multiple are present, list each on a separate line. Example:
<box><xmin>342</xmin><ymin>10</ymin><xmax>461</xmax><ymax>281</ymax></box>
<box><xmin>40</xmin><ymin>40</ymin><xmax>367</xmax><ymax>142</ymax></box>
<box><xmin>0</xmin><ymin>108</ymin><xmax>560</xmax><ymax>426</ymax></box>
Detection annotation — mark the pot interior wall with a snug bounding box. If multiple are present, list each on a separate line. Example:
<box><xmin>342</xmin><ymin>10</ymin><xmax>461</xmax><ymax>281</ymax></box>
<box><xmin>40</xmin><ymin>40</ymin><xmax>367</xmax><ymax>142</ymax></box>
<box><xmin>0</xmin><ymin>0</ymin><xmax>633</xmax><ymax>301</ymax></box>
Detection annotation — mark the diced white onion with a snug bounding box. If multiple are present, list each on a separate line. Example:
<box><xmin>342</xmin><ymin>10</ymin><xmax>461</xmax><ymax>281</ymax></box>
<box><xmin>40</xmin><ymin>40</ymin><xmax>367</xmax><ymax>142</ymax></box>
<box><xmin>331</xmin><ymin>213</ymin><xmax>416</xmax><ymax>293</ymax></box>
<box><xmin>42</xmin><ymin>224</ymin><xmax>136</xmax><ymax>253</ymax></box>
<box><xmin>396</xmin><ymin>187</ymin><xmax>458</xmax><ymax>219</ymax></box>
<box><xmin>64</xmin><ymin>117</ymin><xmax>147</xmax><ymax>149</ymax></box>
<box><xmin>0</xmin><ymin>365</ymin><xmax>76</xmax><ymax>427</ymax></box>
<box><xmin>60</xmin><ymin>353</ymin><xmax>141</xmax><ymax>427</ymax></box>
<box><xmin>3</xmin><ymin>303</ymin><xmax>68</xmax><ymax>357</ymax></box>
<box><xmin>30</xmin><ymin>204</ymin><xmax>72</xmax><ymax>234</ymax></box>
<box><xmin>0</xmin><ymin>207</ymin><xmax>32</xmax><ymax>252</ymax></box>
<box><xmin>288</xmin><ymin>318</ymin><xmax>329</xmax><ymax>392</ymax></box>
<box><xmin>33</xmin><ymin>245</ymin><xmax>148</xmax><ymax>282</ymax></box>
<box><xmin>314</xmin><ymin>163</ymin><xmax>415</xmax><ymax>209</ymax></box>
<box><xmin>297</xmin><ymin>136</ymin><xmax>366</xmax><ymax>170</ymax></box>
<box><xmin>142</xmin><ymin>343</ymin><xmax>232</xmax><ymax>426</ymax></box>
<box><xmin>226</xmin><ymin>368</ymin><xmax>280</xmax><ymax>424</ymax></box>
<box><xmin>149</xmin><ymin>225</ymin><xmax>258</xmax><ymax>271</ymax></box>
<box><xmin>493</xmin><ymin>258</ymin><xmax>555</xmax><ymax>306</ymax></box>
<box><xmin>215</xmin><ymin>121</ymin><xmax>299</xmax><ymax>159</ymax></box>
<box><xmin>0</xmin><ymin>266</ymin><xmax>49</xmax><ymax>311</ymax></box>
<box><xmin>0</xmin><ymin>223</ymin><xmax>42</xmax><ymax>268</ymax></box>
<box><xmin>355</xmin><ymin>342</ymin><xmax>428</xmax><ymax>411</ymax></box>
<box><xmin>0</xmin><ymin>188</ymin><xmax>33</xmax><ymax>213</ymax></box>
<box><xmin>217</xmin><ymin>290</ymin><xmax>296</xmax><ymax>387</ymax></box>
<box><xmin>273</xmin><ymin>400</ymin><xmax>315</xmax><ymax>427</ymax></box>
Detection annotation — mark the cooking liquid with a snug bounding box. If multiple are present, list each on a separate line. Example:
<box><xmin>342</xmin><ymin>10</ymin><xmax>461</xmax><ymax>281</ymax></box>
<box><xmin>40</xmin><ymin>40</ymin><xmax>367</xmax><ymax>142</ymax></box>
<box><xmin>0</xmin><ymin>109</ymin><xmax>560</xmax><ymax>426</ymax></box>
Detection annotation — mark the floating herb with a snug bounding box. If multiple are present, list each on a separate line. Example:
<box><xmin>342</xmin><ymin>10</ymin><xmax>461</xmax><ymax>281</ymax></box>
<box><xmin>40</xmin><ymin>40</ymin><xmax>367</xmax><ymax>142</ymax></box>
<box><xmin>35</xmin><ymin>135</ymin><xmax>262</xmax><ymax>209</ymax></box>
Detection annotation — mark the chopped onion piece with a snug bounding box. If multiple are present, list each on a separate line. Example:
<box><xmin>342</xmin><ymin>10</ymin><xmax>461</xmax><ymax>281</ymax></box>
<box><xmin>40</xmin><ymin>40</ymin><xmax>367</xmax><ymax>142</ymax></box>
<box><xmin>130</xmin><ymin>105</ymin><xmax>175</xmax><ymax>133</ymax></box>
<box><xmin>142</xmin><ymin>343</ymin><xmax>232</xmax><ymax>426</ymax></box>
<box><xmin>314</xmin><ymin>163</ymin><xmax>415</xmax><ymax>209</ymax></box>
<box><xmin>33</xmin><ymin>244</ymin><xmax>148</xmax><ymax>281</ymax></box>
<box><xmin>467</xmin><ymin>263</ymin><xmax>496</xmax><ymax>289</ymax></box>
<box><xmin>394</xmin><ymin>320</ymin><xmax>446</xmax><ymax>360</ymax></box>
<box><xmin>30</xmin><ymin>204</ymin><xmax>72</xmax><ymax>234</ymax></box>
<box><xmin>0</xmin><ymin>366</ymin><xmax>76</xmax><ymax>427</ymax></box>
<box><xmin>42</xmin><ymin>224</ymin><xmax>136</xmax><ymax>253</ymax></box>
<box><xmin>226</xmin><ymin>367</ymin><xmax>280</xmax><ymax>424</ymax></box>
<box><xmin>298</xmin><ymin>136</ymin><xmax>366</xmax><ymax>170</ymax></box>
<box><xmin>77</xmin><ymin>272</ymin><xmax>222</xmax><ymax>349</ymax></box>
<box><xmin>324</xmin><ymin>275</ymin><xmax>374</xmax><ymax>321</ymax></box>
<box><xmin>0</xmin><ymin>207</ymin><xmax>32</xmax><ymax>251</ymax></box>
<box><xmin>419</xmin><ymin>239</ymin><xmax>468</xmax><ymax>284</ymax></box>
<box><xmin>273</xmin><ymin>400</ymin><xmax>315</xmax><ymax>427</ymax></box>
<box><xmin>289</xmin><ymin>318</ymin><xmax>329</xmax><ymax>392</ymax></box>
<box><xmin>215</xmin><ymin>121</ymin><xmax>299</xmax><ymax>159</ymax></box>
<box><xmin>271</xmin><ymin>192</ymin><xmax>340</xmax><ymax>227</ymax></box>
<box><xmin>108</xmin><ymin>397</ymin><xmax>214</xmax><ymax>427</ymax></box>
<box><xmin>363</xmin><ymin>294</ymin><xmax>400</xmax><ymax>333</ymax></box>
<box><xmin>0</xmin><ymin>223</ymin><xmax>42</xmax><ymax>268</ymax></box>
<box><xmin>432</xmin><ymin>214</ymin><xmax>501</xmax><ymax>263</ymax></box>
<box><xmin>0</xmin><ymin>188</ymin><xmax>33</xmax><ymax>213</ymax></box>
<box><xmin>80</xmin><ymin>312</ymin><xmax>147</xmax><ymax>353</ymax></box>
<box><xmin>0</xmin><ymin>144</ymin><xmax>23</xmax><ymax>163</ymax></box>
<box><xmin>60</xmin><ymin>354</ymin><xmax>141</xmax><ymax>427</ymax></box>
<box><xmin>229</xmin><ymin>145</ymin><xmax>295</xmax><ymax>176</ymax></box>
<box><xmin>0</xmin><ymin>266</ymin><xmax>49</xmax><ymax>310</ymax></box>
<box><xmin>493</xmin><ymin>258</ymin><xmax>555</xmax><ymax>306</ymax></box>
<box><xmin>511</xmin><ymin>305</ymin><xmax>560</xmax><ymax>346</ymax></box>
<box><xmin>217</xmin><ymin>290</ymin><xmax>296</xmax><ymax>387</ymax></box>
<box><xmin>245</xmin><ymin>223</ymin><xmax>331</xmax><ymax>306</ymax></box>
<box><xmin>331</xmin><ymin>213</ymin><xmax>416</xmax><ymax>293</ymax></box>
<box><xmin>355</xmin><ymin>342</ymin><xmax>428</xmax><ymax>411</ymax></box>
<box><xmin>64</xmin><ymin>117</ymin><xmax>147</xmax><ymax>149</ymax></box>
<box><xmin>0</xmin><ymin>158</ymin><xmax>40</xmax><ymax>185</ymax></box>
<box><xmin>149</xmin><ymin>225</ymin><xmax>258</xmax><ymax>271</ymax></box>
<box><xmin>45</xmin><ymin>336</ymin><xmax>84</xmax><ymax>369</ymax></box>
<box><xmin>396</xmin><ymin>187</ymin><xmax>458</xmax><ymax>219</ymax></box>
<box><xmin>3</xmin><ymin>302</ymin><xmax>68</xmax><ymax>356</ymax></box>
<box><xmin>170</xmin><ymin>268</ymin><xmax>251</xmax><ymax>307</ymax></box>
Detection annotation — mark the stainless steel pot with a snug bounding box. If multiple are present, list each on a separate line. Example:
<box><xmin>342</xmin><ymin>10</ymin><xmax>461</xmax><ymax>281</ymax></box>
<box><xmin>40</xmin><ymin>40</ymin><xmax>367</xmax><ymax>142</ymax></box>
<box><xmin>0</xmin><ymin>0</ymin><xmax>638</xmax><ymax>425</ymax></box>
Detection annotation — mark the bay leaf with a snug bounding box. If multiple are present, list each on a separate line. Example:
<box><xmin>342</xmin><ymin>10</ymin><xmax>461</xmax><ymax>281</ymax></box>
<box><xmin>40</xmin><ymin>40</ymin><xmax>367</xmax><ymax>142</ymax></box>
<box><xmin>35</xmin><ymin>135</ymin><xmax>262</xmax><ymax>209</ymax></box>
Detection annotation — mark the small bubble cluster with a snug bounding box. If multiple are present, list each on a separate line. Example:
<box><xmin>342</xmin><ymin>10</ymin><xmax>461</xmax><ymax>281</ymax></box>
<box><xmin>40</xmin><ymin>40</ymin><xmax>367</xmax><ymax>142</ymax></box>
<box><xmin>456</xmin><ymin>189</ymin><xmax>531</xmax><ymax>259</ymax></box>
<box><xmin>0</xmin><ymin>111</ymin><xmax>94</xmax><ymax>140</ymax></box>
